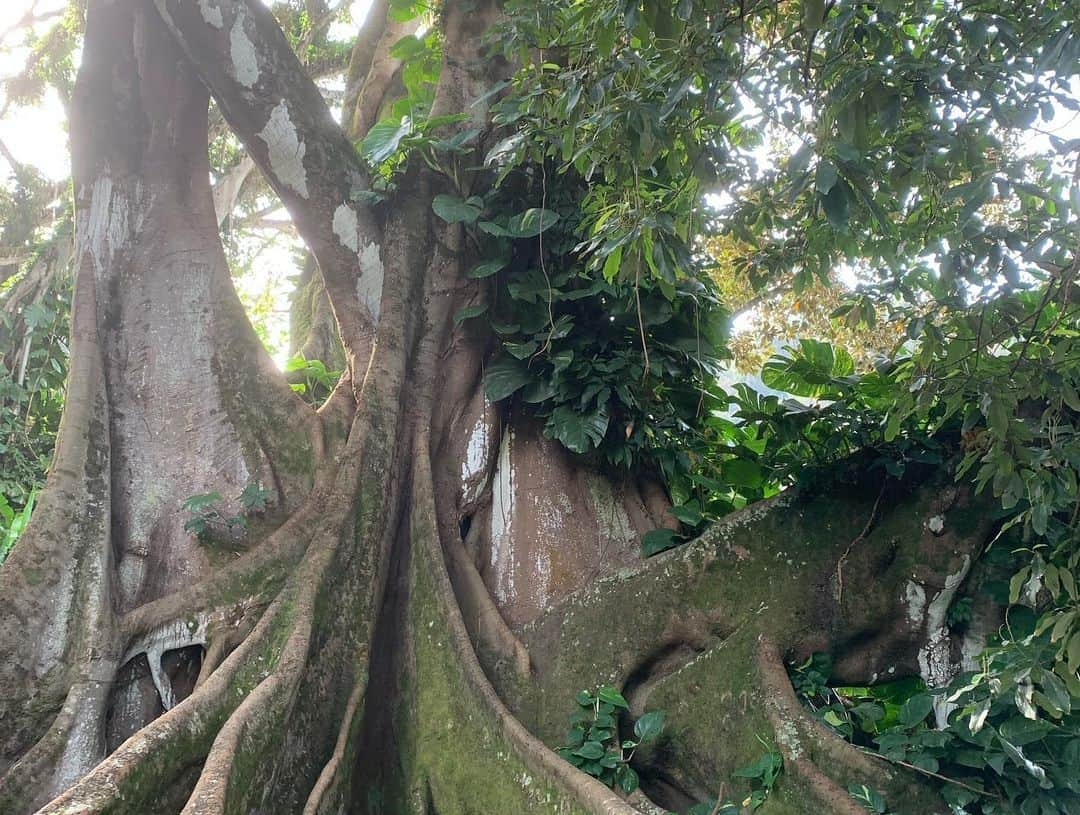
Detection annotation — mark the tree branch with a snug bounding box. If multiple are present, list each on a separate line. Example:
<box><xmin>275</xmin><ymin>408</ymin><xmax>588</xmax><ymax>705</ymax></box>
<box><xmin>342</xmin><ymin>0</ymin><xmax>418</xmax><ymax>139</ymax></box>
<box><xmin>153</xmin><ymin>0</ymin><xmax>385</xmax><ymax>374</ymax></box>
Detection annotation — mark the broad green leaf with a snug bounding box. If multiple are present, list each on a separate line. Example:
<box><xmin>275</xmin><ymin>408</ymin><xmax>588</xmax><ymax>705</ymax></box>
<box><xmin>633</xmin><ymin>710</ymin><xmax>665</xmax><ymax>742</ymax></box>
<box><xmin>641</xmin><ymin>527</ymin><xmax>679</xmax><ymax>556</ymax></box>
<box><xmin>432</xmin><ymin>194</ymin><xmax>482</xmax><ymax>224</ymax></box>
<box><xmin>545</xmin><ymin>405</ymin><xmax>609</xmax><ymax>453</ymax></box>
<box><xmin>485</xmin><ymin>357</ymin><xmax>532</xmax><ymax>402</ymax></box>
<box><xmin>453</xmin><ymin>304</ymin><xmax>487</xmax><ymax>325</ymax></box>
<box><xmin>596</xmin><ymin>686</ymin><xmax>629</xmax><ymax>709</ymax></box>
<box><xmin>506</xmin><ymin>208</ymin><xmax>559</xmax><ymax>238</ymax></box>
<box><xmin>469</xmin><ymin>259</ymin><xmax>507</xmax><ymax>278</ymax></box>
<box><xmin>361</xmin><ymin>117</ymin><xmax>412</xmax><ymax>164</ymax></box>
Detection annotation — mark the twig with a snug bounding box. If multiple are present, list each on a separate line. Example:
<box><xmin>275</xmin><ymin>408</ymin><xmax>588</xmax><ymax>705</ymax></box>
<box><xmin>855</xmin><ymin>746</ymin><xmax>1001</xmax><ymax>800</ymax></box>
<box><xmin>835</xmin><ymin>478</ymin><xmax>888</xmax><ymax>603</ymax></box>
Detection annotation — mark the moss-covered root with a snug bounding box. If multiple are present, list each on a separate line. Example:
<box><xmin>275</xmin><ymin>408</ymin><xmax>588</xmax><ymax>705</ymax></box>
<box><xmin>400</xmin><ymin>455</ymin><xmax>640</xmax><ymax>815</ymax></box>
<box><xmin>639</xmin><ymin>630</ymin><xmax>944</xmax><ymax>815</ymax></box>
<box><xmin>755</xmin><ymin>637</ymin><xmax>945</xmax><ymax>815</ymax></box>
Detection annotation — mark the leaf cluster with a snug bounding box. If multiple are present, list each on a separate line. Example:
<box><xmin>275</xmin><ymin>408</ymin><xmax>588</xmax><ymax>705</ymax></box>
<box><xmin>181</xmin><ymin>483</ymin><xmax>273</xmax><ymax>542</ymax></box>
<box><xmin>556</xmin><ymin>686</ymin><xmax>664</xmax><ymax>795</ymax></box>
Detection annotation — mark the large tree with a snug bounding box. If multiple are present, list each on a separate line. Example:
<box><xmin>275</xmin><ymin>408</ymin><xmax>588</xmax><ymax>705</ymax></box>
<box><xmin>0</xmin><ymin>1</ymin><xmax>1077</xmax><ymax>814</ymax></box>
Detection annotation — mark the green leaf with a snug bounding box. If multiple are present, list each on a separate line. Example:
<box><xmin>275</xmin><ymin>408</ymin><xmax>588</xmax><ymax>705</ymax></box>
<box><xmin>432</xmin><ymin>194</ymin><xmax>482</xmax><ymax>224</ymax></box>
<box><xmin>601</xmin><ymin>245</ymin><xmax>623</xmax><ymax>282</ymax></box>
<box><xmin>503</xmin><ymin>340</ymin><xmax>538</xmax><ymax>360</ymax></box>
<box><xmin>360</xmin><ymin>116</ymin><xmax>412</xmax><ymax>164</ymax></box>
<box><xmin>574</xmin><ymin>741</ymin><xmax>605</xmax><ymax>760</ymax></box>
<box><xmin>388</xmin><ymin>34</ymin><xmax>426</xmax><ymax>60</ymax></box>
<box><xmin>815</xmin><ymin>160</ymin><xmax>839</xmax><ymax>194</ymax></box>
<box><xmin>723</xmin><ymin>458</ymin><xmax>763</xmax><ymax>488</ymax></box>
<box><xmin>670</xmin><ymin>501</ymin><xmax>703</xmax><ymax>525</ymax></box>
<box><xmin>453</xmin><ymin>304</ymin><xmax>487</xmax><ymax>325</ymax></box>
<box><xmin>182</xmin><ymin>492</ymin><xmax>222</xmax><ymax>511</ymax></box>
<box><xmin>821</xmin><ymin>180</ymin><xmax>852</xmax><ymax>230</ymax></box>
<box><xmin>642</xmin><ymin>527</ymin><xmax>679</xmax><ymax>556</ymax></box>
<box><xmin>633</xmin><ymin>710</ymin><xmax>665</xmax><ymax>742</ymax></box>
<box><xmin>546</xmin><ymin>405</ymin><xmax>609</xmax><ymax>453</ymax></box>
<box><xmin>484</xmin><ymin>357</ymin><xmax>533</xmax><ymax>402</ymax></box>
<box><xmin>506</xmin><ymin>208</ymin><xmax>559</xmax><ymax>238</ymax></box>
<box><xmin>477</xmin><ymin>220</ymin><xmax>512</xmax><ymax>237</ymax></box>
<box><xmin>469</xmin><ymin>259</ymin><xmax>507</xmax><ymax>279</ymax></box>
<box><xmin>897</xmin><ymin>693</ymin><xmax>934</xmax><ymax>727</ymax></box>
<box><xmin>616</xmin><ymin>764</ymin><xmax>639</xmax><ymax>794</ymax></box>
<box><xmin>596</xmin><ymin>686</ymin><xmax>629</xmax><ymax>709</ymax></box>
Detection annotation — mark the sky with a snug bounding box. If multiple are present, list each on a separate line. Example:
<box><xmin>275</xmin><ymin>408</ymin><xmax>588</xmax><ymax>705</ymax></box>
<box><xmin>0</xmin><ymin>1</ymin><xmax>70</xmax><ymax>180</ymax></box>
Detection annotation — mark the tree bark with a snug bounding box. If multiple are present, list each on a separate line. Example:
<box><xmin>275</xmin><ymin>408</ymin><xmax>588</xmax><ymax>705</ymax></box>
<box><xmin>0</xmin><ymin>2</ymin><xmax>994</xmax><ymax>814</ymax></box>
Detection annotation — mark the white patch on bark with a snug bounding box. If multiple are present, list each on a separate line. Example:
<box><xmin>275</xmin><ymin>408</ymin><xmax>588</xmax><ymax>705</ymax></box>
<box><xmin>198</xmin><ymin>0</ymin><xmax>224</xmax><ymax>28</ymax></box>
<box><xmin>916</xmin><ymin>555</ymin><xmax>971</xmax><ymax>728</ymax></box>
<box><xmin>904</xmin><ymin>580</ymin><xmax>926</xmax><ymax>627</ymax></box>
<box><xmin>229</xmin><ymin>9</ymin><xmax>260</xmax><ymax>88</ymax></box>
<box><xmin>122</xmin><ymin>614</ymin><xmax>210</xmax><ymax>710</ymax></box>
<box><xmin>490</xmin><ymin>428</ymin><xmax>515</xmax><ymax>605</ymax></box>
<box><xmin>774</xmin><ymin>717</ymin><xmax>804</xmax><ymax>760</ymax></box>
<box><xmin>332</xmin><ymin>203</ymin><xmax>360</xmax><ymax>253</ymax></box>
<box><xmin>81</xmin><ymin>174</ymin><xmax>127</xmax><ymax>281</ymax></box>
<box><xmin>927</xmin><ymin>514</ymin><xmax>945</xmax><ymax>534</ymax></box>
<box><xmin>258</xmin><ymin>101</ymin><xmax>309</xmax><ymax>198</ymax></box>
<box><xmin>461</xmin><ymin>409</ymin><xmax>492</xmax><ymax>504</ymax></box>
<box><xmin>357</xmin><ymin>241</ymin><xmax>383</xmax><ymax>321</ymax></box>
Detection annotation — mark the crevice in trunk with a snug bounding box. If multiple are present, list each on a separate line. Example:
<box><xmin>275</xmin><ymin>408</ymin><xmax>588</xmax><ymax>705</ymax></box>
<box><xmin>350</xmin><ymin>476</ymin><xmax>414</xmax><ymax>815</ymax></box>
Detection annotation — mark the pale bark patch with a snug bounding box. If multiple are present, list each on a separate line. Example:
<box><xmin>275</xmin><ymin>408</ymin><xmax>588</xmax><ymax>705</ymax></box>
<box><xmin>258</xmin><ymin>101</ymin><xmax>308</xmax><ymax>197</ymax></box>
<box><xmin>123</xmin><ymin>614</ymin><xmax>210</xmax><ymax>710</ymax></box>
<box><xmin>461</xmin><ymin>410</ymin><xmax>491</xmax><ymax>503</ymax></box>
<box><xmin>229</xmin><ymin>9</ymin><xmax>260</xmax><ymax>88</ymax></box>
<box><xmin>916</xmin><ymin>555</ymin><xmax>971</xmax><ymax>727</ymax></box>
<box><xmin>903</xmin><ymin>580</ymin><xmax>926</xmax><ymax>627</ymax></box>
<box><xmin>357</xmin><ymin>241</ymin><xmax>383</xmax><ymax>321</ymax></box>
<box><xmin>332</xmin><ymin>203</ymin><xmax>360</xmax><ymax>254</ymax></box>
<box><xmin>490</xmin><ymin>427</ymin><xmax>515</xmax><ymax>607</ymax></box>
<box><xmin>198</xmin><ymin>0</ymin><xmax>224</xmax><ymax>29</ymax></box>
<box><xmin>80</xmin><ymin>174</ymin><xmax>135</xmax><ymax>281</ymax></box>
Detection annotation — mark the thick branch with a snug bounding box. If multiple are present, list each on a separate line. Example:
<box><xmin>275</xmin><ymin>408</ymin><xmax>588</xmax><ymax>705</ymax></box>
<box><xmin>153</xmin><ymin>0</ymin><xmax>385</xmax><ymax>373</ymax></box>
<box><xmin>342</xmin><ymin>0</ymin><xmax>417</xmax><ymax>139</ymax></box>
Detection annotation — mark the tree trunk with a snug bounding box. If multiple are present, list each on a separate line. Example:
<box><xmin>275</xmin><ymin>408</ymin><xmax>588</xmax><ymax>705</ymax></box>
<box><xmin>0</xmin><ymin>2</ymin><xmax>993</xmax><ymax>814</ymax></box>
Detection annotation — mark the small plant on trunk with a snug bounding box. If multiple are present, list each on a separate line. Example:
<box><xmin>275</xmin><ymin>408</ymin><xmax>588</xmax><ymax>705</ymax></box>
<box><xmin>556</xmin><ymin>685</ymin><xmax>665</xmax><ymax>794</ymax></box>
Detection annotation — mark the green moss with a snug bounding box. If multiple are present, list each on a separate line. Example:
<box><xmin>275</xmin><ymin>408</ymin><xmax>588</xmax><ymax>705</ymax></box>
<box><xmin>394</xmin><ymin>515</ymin><xmax>593</xmax><ymax>815</ymax></box>
<box><xmin>645</xmin><ymin>626</ymin><xmax>816</xmax><ymax>814</ymax></box>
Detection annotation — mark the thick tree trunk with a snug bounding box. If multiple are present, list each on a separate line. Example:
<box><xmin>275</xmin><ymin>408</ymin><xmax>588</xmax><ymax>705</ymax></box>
<box><xmin>0</xmin><ymin>2</ymin><xmax>994</xmax><ymax>814</ymax></box>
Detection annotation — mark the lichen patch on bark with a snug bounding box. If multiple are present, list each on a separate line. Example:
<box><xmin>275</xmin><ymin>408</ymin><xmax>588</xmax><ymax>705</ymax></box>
<box><xmin>229</xmin><ymin>8</ymin><xmax>259</xmax><ymax>88</ymax></box>
<box><xmin>258</xmin><ymin>101</ymin><xmax>309</xmax><ymax>198</ymax></box>
<box><xmin>198</xmin><ymin>0</ymin><xmax>223</xmax><ymax>29</ymax></box>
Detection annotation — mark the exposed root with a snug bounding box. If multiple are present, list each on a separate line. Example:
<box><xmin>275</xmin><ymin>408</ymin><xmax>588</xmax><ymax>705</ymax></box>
<box><xmin>301</xmin><ymin>675</ymin><xmax>366</xmax><ymax>815</ymax></box>
<box><xmin>414</xmin><ymin>445</ymin><xmax>642</xmax><ymax>815</ymax></box>
<box><xmin>755</xmin><ymin>636</ymin><xmax>911</xmax><ymax>815</ymax></box>
<box><xmin>444</xmin><ymin>527</ymin><xmax>532</xmax><ymax>677</ymax></box>
<box><xmin>122</xmin><ymin>614</ymin><xmax>211</xmax><ymax>711</ymax></box>
<box><xmin>36</xmin><ymin>590</ymin><xmax>299</xmax><ymax>814</ymax></box>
